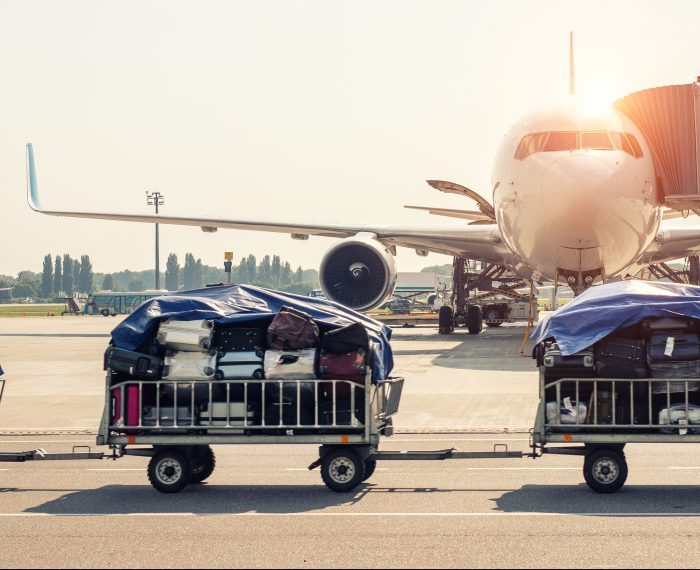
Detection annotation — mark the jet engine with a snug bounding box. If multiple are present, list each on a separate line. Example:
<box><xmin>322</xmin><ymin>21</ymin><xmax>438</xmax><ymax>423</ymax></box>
<box><xmin>319</xmin><ymin>234</ymin><xmax>397</xmax><ymax>312</ymax></box>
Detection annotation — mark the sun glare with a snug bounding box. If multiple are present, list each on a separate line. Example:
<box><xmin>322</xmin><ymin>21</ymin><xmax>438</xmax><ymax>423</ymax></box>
<box><xmin>578</xmin><ymin>85</ymin><xmax>615</xmax><ymax>116</ymax></box>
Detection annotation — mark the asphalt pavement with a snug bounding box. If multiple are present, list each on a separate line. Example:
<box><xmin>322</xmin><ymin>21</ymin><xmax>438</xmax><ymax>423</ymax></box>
<box><xmin>0</xmin><ymin>317</ymin><xmax>699</xmax><ymax>568</ymax></box>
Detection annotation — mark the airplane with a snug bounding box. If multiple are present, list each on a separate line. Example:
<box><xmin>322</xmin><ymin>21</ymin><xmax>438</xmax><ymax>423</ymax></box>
<box><xmin>23</xmin><ymin>85</ymin><xmax>700</xmax><ymax>319</ymax></box>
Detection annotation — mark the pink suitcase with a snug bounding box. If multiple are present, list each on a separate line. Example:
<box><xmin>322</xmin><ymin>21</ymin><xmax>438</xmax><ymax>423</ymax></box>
<box><xmin>111</xmin><ymin>385</ymin><xmax>140</xmax><ymax>429</ymax></box>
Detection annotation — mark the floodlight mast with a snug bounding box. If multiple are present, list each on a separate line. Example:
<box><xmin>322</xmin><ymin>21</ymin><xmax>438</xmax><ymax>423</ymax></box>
<box><xmin>146</xmin><ymin>191</ymin><xmax>165</xmax><ymax>290</ymax></box>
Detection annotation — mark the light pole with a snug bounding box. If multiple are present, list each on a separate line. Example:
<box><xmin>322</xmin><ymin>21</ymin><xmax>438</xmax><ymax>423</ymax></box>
<box><xmin>146</xmin><ymin>191</ymin><xmax>165</xmax><ymax>290</ymax></box>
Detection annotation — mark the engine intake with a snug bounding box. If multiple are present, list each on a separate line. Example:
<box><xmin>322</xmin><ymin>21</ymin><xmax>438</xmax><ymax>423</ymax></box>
<box><xmin>319</xmin><ymin>235</ymin><xmax>397</xmax><ymax>312</ymax></box>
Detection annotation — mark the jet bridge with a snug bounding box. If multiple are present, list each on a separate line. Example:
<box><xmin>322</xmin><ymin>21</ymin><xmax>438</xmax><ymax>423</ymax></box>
<box><xmin>614</xmin><ymin>81</ymin><xmax>700</xmax><ymax>211</ymax></box>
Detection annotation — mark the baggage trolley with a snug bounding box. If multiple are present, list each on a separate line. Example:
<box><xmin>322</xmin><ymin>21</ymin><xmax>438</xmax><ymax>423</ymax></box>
<box><xmin>532</xmin><ymin>371</ymin><xmax>700</xmax><ymax>493</ymax></box>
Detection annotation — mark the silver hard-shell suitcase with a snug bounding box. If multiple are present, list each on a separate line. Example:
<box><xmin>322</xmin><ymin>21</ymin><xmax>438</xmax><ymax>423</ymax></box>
<box><xmin>264</xmin><ymin>349</ymin><xmax>317</xmax><ymax>380</ymax></box>
<box><xmin>157</xmin><ymin>319</ymin><xmax>214</xmax><ymax>352</ymax></box>
<box><xmin>163</xmin><ymin>350</ymin><xmax>218</xmax><ymax>380</ymax></box>
<box><xmin>216</xmin><ymin>350</ymin><xmax>265</xmax><ymax>379</ymax></box>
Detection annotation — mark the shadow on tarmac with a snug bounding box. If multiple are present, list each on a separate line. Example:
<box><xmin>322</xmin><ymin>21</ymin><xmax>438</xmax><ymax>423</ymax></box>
<box><xmin>495</xmin><ymin>484</ymin><xmax>700</xmax><ymax>516</ymax></box>
<box><xmin>22</xmin><ymin>484</ymin><xmax>372</xmax><ymax>515</ymax></box>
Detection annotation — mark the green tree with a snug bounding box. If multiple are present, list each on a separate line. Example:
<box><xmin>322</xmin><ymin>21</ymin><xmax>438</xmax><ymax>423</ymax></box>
<box><xmin>182</xmin><ymin>253</ymin><xmax>196</xmax><ymax>290</ymax></box>
<box><xmin>53</xmin><ymin>256</ymin><xmax>63</xmax><ymax>294</ymax></box>
<box><xmin>259</xmin><ymin>255</ymin><xmax>271</xmax><ymax>285</ymax></box>
<box><xmin>237</xmin><ymin>258</ymin><xmax>248</xmax><ymax>283</ymax></box>
<box><xmin>295</xmin><ymin>266</ymin><xmax>304</xmax><ymax>283</ymax></box>
<box><xmin>165</xmin><ymin>254</ymin><xmax>180</xmax><ymax>291</ymax></box>
<box><xmin>246</xmin><ymin>254</ymin><xmax>257</xmax><ymax>283</ymax></box>
<box><xmin>41</xmin><ymin>254</ymin><xmax>53</xmax><ymax>298</ymax></box>
<box><xmin>79</xmin><ymin>255</ymin><xmax>93</xmax><ymax>293</ymax></box>
<box><xmin>128</xmin><ymin>278</ymin><xmax>145</xmax><ymax>291</ymax></box>
<box><xmin>281</xmin><ymin>261</ymin><xmax>293</xmax><ymax>287</ymax></box>
<box><xmin>73</xmin><ymin>259</ymin><xmax>81</xmax><ymax>293</ymax></box>
<box><xmin>194</xmin><ymin>259</ymin><xmax>203</xmax><ymax>288</ymax></box>
<box><xmin>271</xmin><ymin>255</ymin><xmax>281</xmax><ymax>286</ymax></box>
<box><xmin>62</xmin><ymin>255</ymin><xmax>74</xmax><ymax>293</ymax></box>
<box><xmin>102</xmin><ymin>274</ymin><xmax>114</xmax><ymax>291</ymax></box>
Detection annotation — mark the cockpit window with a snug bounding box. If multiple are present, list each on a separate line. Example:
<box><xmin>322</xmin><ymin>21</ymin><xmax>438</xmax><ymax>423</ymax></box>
<box><xmin>515</xmin><ymin>130</ymin><xmax>644</xmax><ymax>160</ymax></box>
<box><xmin>544</xmin><ymin>132</ymin><xmax>578</xmax><ymax>152</ymax></box>
<box><xmin>581</xmin><ymin>131</ymin><xmax>614</xmax><ymax>150</ymax></box>
<box><xmin>514</xmin><ymin>133</ymin><xmax>549</xmax><ymax>160</ymax></box>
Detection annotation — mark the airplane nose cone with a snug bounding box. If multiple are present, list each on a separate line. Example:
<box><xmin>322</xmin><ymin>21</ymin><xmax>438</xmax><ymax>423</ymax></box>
<box><xmin>541</xmin><ymin>154</ymin><xmax>619</xmax><ymax>231</ymax></box>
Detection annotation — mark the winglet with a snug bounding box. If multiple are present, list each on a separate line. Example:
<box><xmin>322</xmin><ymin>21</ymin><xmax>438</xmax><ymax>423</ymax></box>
<box><xmin>26</xmin><ymin>143</ymin><xmax>41</xmax><ymax>211</ymax></box>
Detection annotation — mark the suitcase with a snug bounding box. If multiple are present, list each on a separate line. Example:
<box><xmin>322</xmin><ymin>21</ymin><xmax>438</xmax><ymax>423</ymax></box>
<box><xmin>586</xmin><ymin>390</ymin><xmax>627</xmax><ymax>425</ymax></box>
<box><xmin>659</xmin><ymin>404</ymin><xmax>700</xmax><ymax>434</ymax></box>
<box><xmin>163</xmin><ymin>350</ymin><xmax>218</xmax><ymax>381</ymax></box>
<box><xmin>594</xmin><ymin>336</ymin><xmax>647</xmax><ymax>378</ymax></box>
<box><xmin>110</xmin><ymin>384</ymin><xmax>141</xmax><ymax>428</ymax></box>
<box><xmin>318</xmin><ymin>349</ymin><xmax>367</xmax><ymax>382</ymax></box>
<box><xmin>212</xmin><ymin>327</ymin><xmax>265</xmax><ymax>352</ymax></box>
<box><xmin>105</xmin><ymin>347</ymin><xmax>163</xmax><ymax>380</ymax></box>
<box><xmin>267</xmin><ymin>307</ymin><xmax>320</xmax><ymax>350</ymax></box>
<box><xmin>647</xmin><ymin>332</ymin><xmax>700</xmax><ymax>379</ymax></box>
<box><xmin>159</xmin><ymin>382</ymin><xmax>229</xmax><ymax>406</ymax></box>
<box><xmin>542</xmin><ymin>343</ymin><xmax>595</xmax><ymax>379</ymax></box>
<box><xmin>216</xmin><ymin>350</ymin><xmax>265</xmax><ymax>380</ymax></box>
<box><xmin>545</xmin><ymin>399</ymin><xmax>587</xmax><ymax>425</ymax></box>
<box><xmin>264</xmin><ymin>349</ymin><xmax>317</xmax><ymax>380</ymax></box>
<box><xmin>318</xmin><ymin>385</ymin><xmax>366</xmax><ymax>426</ymax></box>
<box><xmin>199</xmin><ymin>402</ymin><xmax>256</xmax><ymax>426</ymax></box>
<box><xmin>263</xmin><ymin>382</ymin><xmax>316</xmax><ymax>426</ymax></box>
<box><xmin>320</xmin><ymin>323</ymin><xmax>369</xmax><ymax>353</ymax></box>
<box><xmin>642</xmin><ymin>317</ymin><xmax>698</xmax><ymax>332</ymax></box>
<box><xmin>142</xmin><ymin>405</ymin><xmax>196</xmax><ymax>427</ymax></box>
<box><xmin>157</xmin><ymin>319</ymin><xmax>214</xmax><ymax>352</ymax></box>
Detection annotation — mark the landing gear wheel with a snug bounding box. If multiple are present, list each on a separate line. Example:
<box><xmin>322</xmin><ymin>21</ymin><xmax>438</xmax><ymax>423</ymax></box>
<box><xmin>362</xmin><ymin>460</ymin><xmax>377</xmax><ymax>482</ymax></box>
<box><xmin>148</xmin><ymin>448</ymin><xmax>192</xmax><ymax>494</ymax></box>
<box><xmin>466</xmin><ymin>305</ymin><xmax>483</xmax><ymax>335</ymax></box>
<box><xmin>583</xmin><ymin>449</ymin><xmax>628</xmax><ymax>494</ymax></box>
<box><xmin>190</xmin><ymin>446</ymin><xmax>216</xmax><ymax>484</ymax></box>
<box><xmin>438</xmin><ymin>306</ymin><xmax>454</xmax><ymax>334</ymax></box>
<box><xmin>321</xmin><ymin>448</ymin><xmax>365</xmax><ymax>493</ymax></box>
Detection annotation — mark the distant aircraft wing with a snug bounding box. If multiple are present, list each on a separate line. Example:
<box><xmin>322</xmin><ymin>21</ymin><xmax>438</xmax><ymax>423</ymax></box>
<box><xmin>26</xmin><ymin>144</ymin><xmax>511</xmax><ymax>264</ymax></box>
<box><xmin>641</xmin><ymin>224</ymin><xmax>700</xmax><ymax>264</ymax></box>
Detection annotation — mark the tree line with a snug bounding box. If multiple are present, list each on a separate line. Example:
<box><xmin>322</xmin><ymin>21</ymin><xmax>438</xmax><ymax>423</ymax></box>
<box><xmin>1</xmin><ymin>252</ymin><xmax>320</xmax><ymax>302</ymax></box>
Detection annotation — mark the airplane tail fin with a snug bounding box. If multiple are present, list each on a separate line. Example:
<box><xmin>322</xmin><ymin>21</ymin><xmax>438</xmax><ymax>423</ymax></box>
<box><xmin>26</xmin><ymin>143</ymin><xmax>41</xmax><ymax>211</ymax></box>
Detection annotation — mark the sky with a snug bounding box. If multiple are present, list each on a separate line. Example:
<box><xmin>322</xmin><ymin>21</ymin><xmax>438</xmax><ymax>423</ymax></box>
<box><xmin>3</xmin><ymin>0</ymin><xmax>700</xmax><ymax>277</ymax></box>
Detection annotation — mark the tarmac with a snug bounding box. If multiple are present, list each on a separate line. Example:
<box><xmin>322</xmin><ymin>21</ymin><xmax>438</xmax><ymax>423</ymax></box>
<box><xmin>0</xmin><ymin>316</ymin><xmax>699</xmax><ymax>568</ymax></box>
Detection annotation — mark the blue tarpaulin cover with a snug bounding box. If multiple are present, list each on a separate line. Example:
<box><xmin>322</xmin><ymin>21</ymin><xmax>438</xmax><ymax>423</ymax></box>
<box><xmin>532</xmin><ymin>280</ymin><xmax>700</xmax><ymax>355</ymax></box>
<box><xmin>110</xmin><ymin>284</ymin><xmax>394</xmax><ymax>382</ymax></box>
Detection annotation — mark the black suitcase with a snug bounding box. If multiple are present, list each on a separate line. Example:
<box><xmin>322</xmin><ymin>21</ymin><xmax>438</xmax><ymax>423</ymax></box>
<box><xmin>595</xmin><ymin>336</ymin><xmax>647</xmax><ymax>378</ymax></box>
<box><xmin>263</xmin><ymin>382</ymin><xmax>316</xmax><ymax>426</ymax></box>
<box><xmin>212</xmin><ymin>327</ymin><xmax>265</xmax><ymax>352</ymax></box>
<box><xmin>321</xmin><ymin>323</ymin><xmax>370</xmax><ymax>354</ymax></box>
<box><xmin>542</xmin><ymin>343</ymin><xmax>595</xmax><ymax>379</ymax></box>
<box><xmin>647</xmin><ymin>332</ymin><xmax>700</xmax><ymax>379</ymax></box>
<box><xmin>105</xmin><ymin>347</ymin><xmax>163</xmax><ymax>380</ymax></box>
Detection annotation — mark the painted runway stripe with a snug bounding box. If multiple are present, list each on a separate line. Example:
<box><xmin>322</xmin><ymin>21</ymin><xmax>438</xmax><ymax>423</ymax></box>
<box><xmin>0</xmin><ymin>512</ymin><xmax>697</xmax><ymax>518</ymax></box>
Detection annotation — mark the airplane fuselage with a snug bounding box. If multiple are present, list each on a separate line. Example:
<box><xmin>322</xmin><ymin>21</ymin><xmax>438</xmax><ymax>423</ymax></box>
<box><xmin>492</xmin><ymin>102</ymin><xmax>661</xmax><ymax>290</ymax></box>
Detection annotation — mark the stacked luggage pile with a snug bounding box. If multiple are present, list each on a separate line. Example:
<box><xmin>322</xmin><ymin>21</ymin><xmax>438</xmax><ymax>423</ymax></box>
<box><xmin>106</xmin><ymin>306</ymin><xmax>375</xmax><ymax>433</ymax></box>
<box><xmin>535</xmin><ymin>316</ymin><xmax>700</xmax><ymax>432</ymax></box>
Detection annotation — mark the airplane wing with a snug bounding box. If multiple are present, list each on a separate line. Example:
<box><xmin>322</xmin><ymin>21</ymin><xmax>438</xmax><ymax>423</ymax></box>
<box><xmin>641</xmin><ymin>224</ymin><xmax>700</xmax><ymax>264</ymax></box>
<box><xmin>26</xmin><ymin>144</ymin><xmax>510</xmax><ymax>264</ymax></box>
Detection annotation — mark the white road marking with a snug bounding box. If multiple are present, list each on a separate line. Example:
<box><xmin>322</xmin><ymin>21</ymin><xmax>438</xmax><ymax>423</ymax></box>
<box><xmin>0</xmin><ymin>441</ymin><xmax>96</xmax><ymax>444</ymax></box>
<box><xmin>668</xmin><ymin>466</ymin><xmax>700</xmax><ymax>470</ymax></box>
<box><xmin>0</xmin><ymin>512</ymin><xmax>696</xmax><ymax>518</ymax></box>
<box><xmin>86</xmin><ymin>469</ymin><xmax>143</xmax><ymax>472</ymax></box>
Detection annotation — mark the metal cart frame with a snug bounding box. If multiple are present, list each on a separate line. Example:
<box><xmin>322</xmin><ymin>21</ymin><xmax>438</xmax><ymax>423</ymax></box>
<box><xmin>531</xmin><ymin>371</ymin><xmax>700</xmax><ymax>492</ymax></box>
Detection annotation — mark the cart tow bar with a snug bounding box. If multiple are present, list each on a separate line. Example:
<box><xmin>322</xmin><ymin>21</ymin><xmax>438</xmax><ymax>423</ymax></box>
<box><xmin>0</xmin><ymin>446</ymin><xmax>106</xmax><ymax>463</ymax></box>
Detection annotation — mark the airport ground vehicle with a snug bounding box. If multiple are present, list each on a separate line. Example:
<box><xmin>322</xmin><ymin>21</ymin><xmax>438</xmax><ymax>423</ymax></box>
<box><xmin>85</xmin><ymin>291</ymin><xmax>163</xmax><ymax>317</ymax></box>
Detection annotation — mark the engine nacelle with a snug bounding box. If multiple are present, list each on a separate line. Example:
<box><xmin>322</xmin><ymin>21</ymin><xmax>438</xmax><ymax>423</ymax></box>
<box><xmin>319</xmin><ymin>234</ymin><xmax>397</xmax><ymax>312</ymax></box>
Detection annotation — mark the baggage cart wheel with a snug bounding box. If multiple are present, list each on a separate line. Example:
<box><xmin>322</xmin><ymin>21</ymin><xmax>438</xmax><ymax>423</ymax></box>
<box><xmin>583</xmin><ymin>449</ymin><xmax>628</xmax><ymax>494</ymax></box>
<box><xmin>148</xmin><ymin>448</ymin><xmax>192</xmax><ymax>494</ymax></box>
<box><xmin>190</xmin><ymin>446</ymin><xmax>216</xmax><ymax>484</ymax></box>
<box><xmin>321</xmin><ymin>448</ymin><xmax>365</xmax><ymax>493</ymax></box>
<box><xmin>362</xmin><ymin>460</ymin><xmax>377</xmax><ymax>482</ymax></box>
<box><xmin>100</xmin><ymin>309</ymin><xmax>110</xmax><ymax>317</ymax></box>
